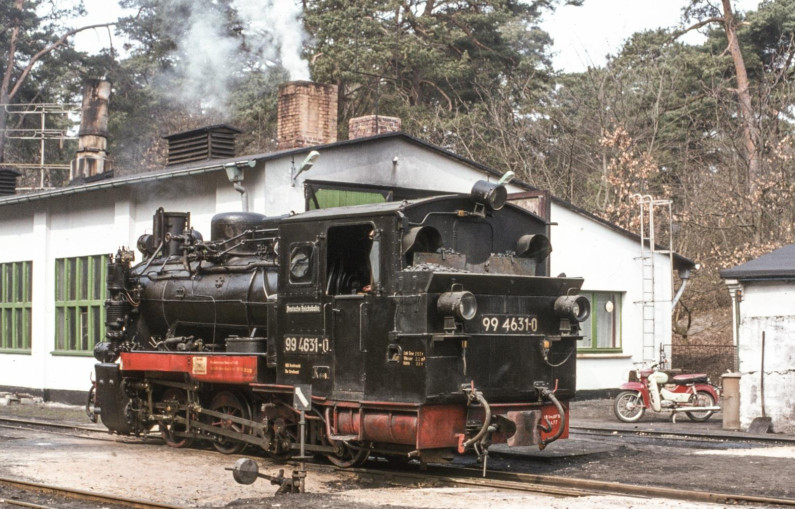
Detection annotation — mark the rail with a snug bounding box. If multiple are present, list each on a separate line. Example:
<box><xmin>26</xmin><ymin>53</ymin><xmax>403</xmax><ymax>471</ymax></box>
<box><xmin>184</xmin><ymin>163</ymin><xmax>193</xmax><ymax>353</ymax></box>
<box><xmin>0</xmin><ymin>477</ymin><xmax>184</xmax><ymax>509</ymax></box>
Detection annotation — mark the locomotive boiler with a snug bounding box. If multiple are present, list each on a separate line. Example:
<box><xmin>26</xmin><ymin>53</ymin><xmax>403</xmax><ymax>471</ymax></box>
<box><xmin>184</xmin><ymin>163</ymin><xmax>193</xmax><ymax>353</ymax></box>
<box><xmin>89</xmin><ymin>180</ymin><xmax>590</xmax><ymax>467</ymax></box>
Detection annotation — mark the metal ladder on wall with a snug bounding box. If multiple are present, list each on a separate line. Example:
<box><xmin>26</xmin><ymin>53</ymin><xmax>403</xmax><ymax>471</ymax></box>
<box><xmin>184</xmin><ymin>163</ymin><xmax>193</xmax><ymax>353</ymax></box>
<box><xmin>634</xmin><ymin>195</ymin><xmax>673</xmax><ymax>365</ymax></box>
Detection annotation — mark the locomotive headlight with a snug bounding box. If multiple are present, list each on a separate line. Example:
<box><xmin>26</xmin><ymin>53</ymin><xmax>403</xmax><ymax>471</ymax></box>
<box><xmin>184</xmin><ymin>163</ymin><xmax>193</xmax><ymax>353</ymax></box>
<box><xmin>554</xmin><ymin>295</ymin><xmax>590</xmax><ymax>322</ymax></box>
<box><xmin>470</xmin><ymin>180</ymin><xmax>507</xmax><ymax>211</ymax></box>
<box><xmin>438</xmin><ymin>291</ymin><xmax>478</xmax><ymax>321</ymax></box>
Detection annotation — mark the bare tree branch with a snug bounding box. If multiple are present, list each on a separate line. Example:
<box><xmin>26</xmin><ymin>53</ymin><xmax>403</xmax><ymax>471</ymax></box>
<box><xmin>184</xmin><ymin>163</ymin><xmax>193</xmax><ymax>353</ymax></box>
<box><xmin>8</xmin><ymin>22</ymin><xmax>116</xmax><ymax>101</ymax></box>
<box><xmin>671</xmin><ymin>16</ymin><xmax>724</xmax><ymax>41</ymax></box>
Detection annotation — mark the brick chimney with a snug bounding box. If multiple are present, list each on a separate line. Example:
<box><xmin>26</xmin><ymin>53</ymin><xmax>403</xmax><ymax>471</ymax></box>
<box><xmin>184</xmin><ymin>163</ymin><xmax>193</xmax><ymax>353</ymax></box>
<box><xmin>348</xmin><ymin>115</ymin><xmax>402</xmax><ymax>140</ymax></box>
<box><xmin>277</xmin><ymin>81</ymin><xmax>338</xmax><ymax>150</ymax></box>
<box><xmin>71</xmin><ymin>79</ymin><xmax>112</xmax><ymax>182</ymax></box>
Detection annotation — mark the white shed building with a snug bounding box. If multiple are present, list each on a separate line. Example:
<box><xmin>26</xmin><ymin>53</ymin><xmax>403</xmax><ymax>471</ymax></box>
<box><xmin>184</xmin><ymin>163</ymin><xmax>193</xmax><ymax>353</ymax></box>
<box><xmin>721</xmin><ymin>245</ymin><xmax>795</xmax><ymax>433</ymax></box>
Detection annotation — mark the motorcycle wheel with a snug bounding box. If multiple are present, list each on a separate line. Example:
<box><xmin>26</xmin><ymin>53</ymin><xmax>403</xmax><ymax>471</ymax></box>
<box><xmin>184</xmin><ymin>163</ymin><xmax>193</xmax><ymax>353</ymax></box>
<box><xmin>685</xmin><ymin>391</ymin><xmax>716</xmax><ymax>422</ymax></box>
<box><xmin>613</xmin><ymin>391</ymin><xmax>645</xmax><ymax>422</ymax></box>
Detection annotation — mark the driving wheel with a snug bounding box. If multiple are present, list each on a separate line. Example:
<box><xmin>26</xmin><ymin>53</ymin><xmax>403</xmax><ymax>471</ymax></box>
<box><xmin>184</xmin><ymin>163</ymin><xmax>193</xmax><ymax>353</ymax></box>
<box><xmin>208</xmin><ymin>391</ymin><xmax>250</xmax><ymax>454</ymax></box>
<box><xmin>159</xmin><ymin>388</ymin><xmax>194</xmax><ymax>448</ymax></box>
<box><xmin>325</xmin><ymin>437</ymin><xmax>370</xmax><ymax>468</ymax></box>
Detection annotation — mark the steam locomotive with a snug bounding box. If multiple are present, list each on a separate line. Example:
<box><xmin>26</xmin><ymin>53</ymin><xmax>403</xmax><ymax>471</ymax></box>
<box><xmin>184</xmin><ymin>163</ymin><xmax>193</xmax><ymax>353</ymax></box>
<box><xmin>89</xmin><ymin>180</ymin><xmax>589</xmax><ymax>467</ymax></box>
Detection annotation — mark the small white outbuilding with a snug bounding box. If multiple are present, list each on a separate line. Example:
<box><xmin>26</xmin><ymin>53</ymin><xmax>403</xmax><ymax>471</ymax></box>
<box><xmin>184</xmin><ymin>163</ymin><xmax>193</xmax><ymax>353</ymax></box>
<box><xmin>721</xmin><ymin>245</ymin><xmax>795</xmax><ymax>433</ymax></box>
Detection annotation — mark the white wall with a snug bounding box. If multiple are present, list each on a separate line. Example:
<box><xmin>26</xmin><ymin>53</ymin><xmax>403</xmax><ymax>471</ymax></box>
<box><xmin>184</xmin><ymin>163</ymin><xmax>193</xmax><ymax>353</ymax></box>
<box><xmin>736</xmin><ymin>281</ymin><xmax>795</xmax><ymax>433</ymax></box>
<box><xmin>263</xmin><ymin>138</ymin><xmax>515</xmax><ymax>216</ymax></box>
<box><xmin>550</xmin><ymin>204</ymin><xmax>674</xmax><ymax>390</ymax></box>
<box><xmin>0</xmin><ymin>173</ymin><xmax>256</xmax><ymax>393</ymax></box>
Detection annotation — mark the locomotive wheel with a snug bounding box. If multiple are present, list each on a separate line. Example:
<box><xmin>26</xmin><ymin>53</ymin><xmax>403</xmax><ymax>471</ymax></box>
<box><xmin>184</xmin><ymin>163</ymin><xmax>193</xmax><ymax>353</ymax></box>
<box><xmin>613</xmin><ymin>391</ymin><xmax>645</xmax><ymax>422</ymax></box>
<box><xmin>159</xmin><ymin>388</ymin><xmax>194</xmax><ymax>448</ymax></box>
<box><xmin>685</xmin><ymin>391</ymin><xmax>716</xmax><ymax>422</ymax></box>
<box><xmin>208</xmin><ymin>391</ymin><xmax>250</xmax><ymax>454</ymax></box>
<box><xmin>325</xmin><ymin>439</ymin><xmax>370</xmax><ymax>468</ymax></box>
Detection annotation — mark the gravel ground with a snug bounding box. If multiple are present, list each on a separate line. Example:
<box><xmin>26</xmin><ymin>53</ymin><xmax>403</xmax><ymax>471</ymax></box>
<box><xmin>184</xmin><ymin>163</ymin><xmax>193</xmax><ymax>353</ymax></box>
<box><xmin>0</xmin><ymin>396</ymin><xmax>791</xmax><ymax>508</ymax></box>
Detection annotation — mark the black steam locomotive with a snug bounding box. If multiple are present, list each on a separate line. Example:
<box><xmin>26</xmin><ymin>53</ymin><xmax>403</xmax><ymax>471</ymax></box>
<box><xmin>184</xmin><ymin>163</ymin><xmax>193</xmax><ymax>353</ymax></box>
<box><xmin>89</xmin><ymin>180</ymin><xmax>589</xmax><ymax>467</ymax></box>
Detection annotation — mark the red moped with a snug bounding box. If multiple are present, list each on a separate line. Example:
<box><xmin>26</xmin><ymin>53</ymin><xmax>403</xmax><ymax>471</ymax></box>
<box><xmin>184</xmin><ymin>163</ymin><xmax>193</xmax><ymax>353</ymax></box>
<box><xmin>613</xmin><ymin>363</ymin><xmax>720</xmax><ymax>423</ymax></box>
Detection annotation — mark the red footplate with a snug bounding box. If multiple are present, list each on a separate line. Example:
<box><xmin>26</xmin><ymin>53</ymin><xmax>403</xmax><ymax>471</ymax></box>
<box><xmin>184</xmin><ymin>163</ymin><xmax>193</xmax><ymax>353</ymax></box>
<box><xmin>119</xmin><ymin>352</ymin><xmax>259</xmax><ymax>383</ymax></box>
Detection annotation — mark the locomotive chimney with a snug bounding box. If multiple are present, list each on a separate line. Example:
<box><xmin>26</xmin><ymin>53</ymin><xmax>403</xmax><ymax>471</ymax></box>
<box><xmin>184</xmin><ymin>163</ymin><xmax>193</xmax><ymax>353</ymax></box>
<box><xmin>277</xmin><ymin>81</ymin><xmax>338</xmax><ymax>150</ymax></box>
<box><xmin>348</xmin><ymin>115</ymin><xmax>402</xmax><ymax>140</ymax></box>
<box><xmin>70</xmin><ymin>79</ymin><xmax>112</xmax><ymax>183</ymax></box>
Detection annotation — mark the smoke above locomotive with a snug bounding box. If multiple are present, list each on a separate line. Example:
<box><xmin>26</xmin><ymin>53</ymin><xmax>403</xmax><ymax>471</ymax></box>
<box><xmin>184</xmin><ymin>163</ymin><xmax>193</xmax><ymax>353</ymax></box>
<box><xmin>90</xmin><ymin>180</ymin><xmax>590</xmax><ymax>467</ymax></box>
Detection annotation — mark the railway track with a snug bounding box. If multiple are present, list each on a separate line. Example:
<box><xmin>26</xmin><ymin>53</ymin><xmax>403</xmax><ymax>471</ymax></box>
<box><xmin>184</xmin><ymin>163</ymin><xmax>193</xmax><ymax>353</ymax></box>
<box><xmin>3</xmin><ymin>415</ymin><xmax>795</xmax><ymax>507</ymax></box>
<box><xmin>0</xmin><ymin>477</ymin><xmax>183</xmax><ymax>509</ymax></box>
<box><xmin>0</xmin><ymin>415</ymin><xmax>105</xmax><ymax>434</ymax></box>
<box><xmin>0</xmin><ymin>416</ymin><xmax>157</xmax><ymax>444</ymax></box>
<box><xmin>353</xmin><ymin>463</ymin><xmax>795</xmax><ymax>507</ymax></box>
<box><xmin>570</xmin><ymin>424</ymin><xmax>795</xmax><ymax>444</ymax></box>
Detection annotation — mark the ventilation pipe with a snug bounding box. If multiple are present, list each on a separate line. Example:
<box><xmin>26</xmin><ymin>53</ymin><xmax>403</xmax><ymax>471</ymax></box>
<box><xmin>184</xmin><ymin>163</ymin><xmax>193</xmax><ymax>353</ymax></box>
<box><xmin>70</xmin><ymin>79</ymin><xmax>112</xmax><ymax>182</ymax></box>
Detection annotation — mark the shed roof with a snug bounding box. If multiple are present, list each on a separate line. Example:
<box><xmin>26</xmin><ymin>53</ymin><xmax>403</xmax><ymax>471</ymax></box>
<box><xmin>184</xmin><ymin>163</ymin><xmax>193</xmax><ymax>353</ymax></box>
<box><xmin>0</xmin><ymin>131</ymin><xmax>695</xmax><ymax>270</ymax></box>
<box><xmin>719</xmin><ymin>244</ymin><xmax>795</xmax><ymax>281</ymax></box>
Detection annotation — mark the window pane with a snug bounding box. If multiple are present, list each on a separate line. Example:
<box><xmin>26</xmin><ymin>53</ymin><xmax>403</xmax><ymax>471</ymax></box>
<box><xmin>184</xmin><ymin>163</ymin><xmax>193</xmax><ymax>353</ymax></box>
<box><xmin>55</xmin><ymin>308</ymin><xmax>65</xmax><ymax>350</ymax></box>
<box><xmin>595</xmin><ymin>293</ymin><xmax>618</xmax><ymax>349</ymax></box>
<box><xmin>2</xmin><ymin>309</ymin><xmax>10</xmax><ymax>347</ymax></box>
<box><xmin>93</xmin><ymin>307</ymin><xmax>101</xmax><ymax>348</ymax></box>
<box><xmin>93</xmin><ymin>256</ymin><xmax>103</xmax><ymax>300</ymax></box>
<box><xmin>79</xmin><ymin>258</ymin><xmax>88</xmax><ymax>301</ymax></box>
<box><xmin>68</xmin><ymin>258</ymin><xmax>76</xmax><ymax>300</ymax></box>
<box><xmin>55</xmin><ymin>259</ymin><xmax>63</xmax><ymax>300</ymax></box>
<box><xmin>23</xmin><ymin>262</ymin><xmax>31</xmax><ymax>302</ymax></box>
<box><xmin>14</xmin><ymin>263</ymin><xmax>23</xmax><ymax>302</ymax></box>
<box><xmin>80</xmin><ymin>306</ymin><xmax>89</xmax><ymax>351</ymax></box>
<box><xmin>67</xmin><ymin>307</ymin><xmax>76</xmax><ymax>350</ymax></box>
<box><xmin>23</xmin><ymin>308</ymin><xmax>31</xmax><ymax>349</ymax></box>
<box><xmin>14</xmin><ymin>308</ymin><xmax>22</xmax><ymax>349</ymax></box>
<box><xmin>312</xmin><ymin>189</ymin><xmax>387</xmax><ymax>209</ymax></box>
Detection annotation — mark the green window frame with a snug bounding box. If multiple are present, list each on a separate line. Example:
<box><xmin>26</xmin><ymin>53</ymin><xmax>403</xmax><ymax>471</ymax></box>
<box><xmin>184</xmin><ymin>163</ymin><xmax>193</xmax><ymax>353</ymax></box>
<box><xmin>54</xmin><ymin>255</ymin><xmax>107</xmax><ymax>355</ymax></box>
<box><xmin>0</xmin><ymin>261</ymin><xmax>33</xmax><ymax>353</ymax></box>
<box><xmin>308</xmin><ymin>188</ymin><xmax>388</xmax><ymax>210</ymax></box>
<box><xmin>304</xmin><ymin>181</ymin><xmax>439</xmax><ymax>211</ymax></box>
<box><xmin>577</xmin><ymin>291</ymin><xmax>622</xmax><ymax>353</ymax></box>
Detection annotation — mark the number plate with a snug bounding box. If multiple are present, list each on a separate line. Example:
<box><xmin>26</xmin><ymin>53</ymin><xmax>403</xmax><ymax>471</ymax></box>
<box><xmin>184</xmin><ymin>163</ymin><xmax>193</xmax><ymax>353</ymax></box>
<box><xmin>283</xmin><ymin>335</ymin><xmax>331</xmax><ymax>354</ymax></box>
<box><xmin>481</xmin><ymin>315</ymin><xmax>538</xmax><ymax>334</ymax></box>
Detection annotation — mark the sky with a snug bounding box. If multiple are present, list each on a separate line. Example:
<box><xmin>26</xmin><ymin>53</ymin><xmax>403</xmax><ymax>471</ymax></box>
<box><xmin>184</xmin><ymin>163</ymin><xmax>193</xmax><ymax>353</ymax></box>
<box><xmin>539</xmin><ymin>0</ymin><xmax>763</xmax><ymax>72</ymax></box>
<box><xmin>74</xmin><ymin>0</ymin><xmax>764</xmax><ymax>73</ymax></box>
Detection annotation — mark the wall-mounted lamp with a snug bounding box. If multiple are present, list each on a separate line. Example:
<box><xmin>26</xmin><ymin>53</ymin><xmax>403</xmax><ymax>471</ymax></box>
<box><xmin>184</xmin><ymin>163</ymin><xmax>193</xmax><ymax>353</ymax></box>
<box><xmin>224</xmin><ymin>160</ymin><xmax>256</xmax><ymax>211</ymax></box>
<box><xmin>292</xmin><ymin>150</ymin><xmax>320</xmax><ymax>187</ymax></box>
<box><xmin>498</xmin><ymin>170</ymin><xmax>515</xmax><ymax>185</ymax></box>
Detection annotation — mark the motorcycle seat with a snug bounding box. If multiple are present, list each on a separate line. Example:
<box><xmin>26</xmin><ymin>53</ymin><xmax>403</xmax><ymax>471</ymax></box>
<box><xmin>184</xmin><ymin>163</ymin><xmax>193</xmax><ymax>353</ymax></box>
<box><xmin>672</xmin><ymin>374</ymin><xmax>708</xmax><ymax>385</ymax></box>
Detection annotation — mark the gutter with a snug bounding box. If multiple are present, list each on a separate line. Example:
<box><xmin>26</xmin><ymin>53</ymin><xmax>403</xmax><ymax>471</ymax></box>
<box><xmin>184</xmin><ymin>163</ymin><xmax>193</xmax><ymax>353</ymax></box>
<box><xmin>0</xmin><ymin>158</ymin><xmax>258</xmax><ymax>207</ymax></box>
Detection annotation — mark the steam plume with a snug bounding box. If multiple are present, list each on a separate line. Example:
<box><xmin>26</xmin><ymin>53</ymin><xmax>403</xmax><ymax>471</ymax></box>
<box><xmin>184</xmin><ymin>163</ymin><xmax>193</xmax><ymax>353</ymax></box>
<box><xmin>157</xmin><ymin>0</ymin><xmax>310</xmax><ymax>110</ymax></box>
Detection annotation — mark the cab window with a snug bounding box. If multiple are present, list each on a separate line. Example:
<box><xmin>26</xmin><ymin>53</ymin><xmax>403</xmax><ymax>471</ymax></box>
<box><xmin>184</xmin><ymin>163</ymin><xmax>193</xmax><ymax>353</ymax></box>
<box><xmin>288</xmin><ymin>244</ymin><xmax>315</xmax><ymax>284</ymax></box>
<box><xmin>326</xmin><ymin>224</ymin><xmax>378</xmax><ymax>295</ymax></box>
